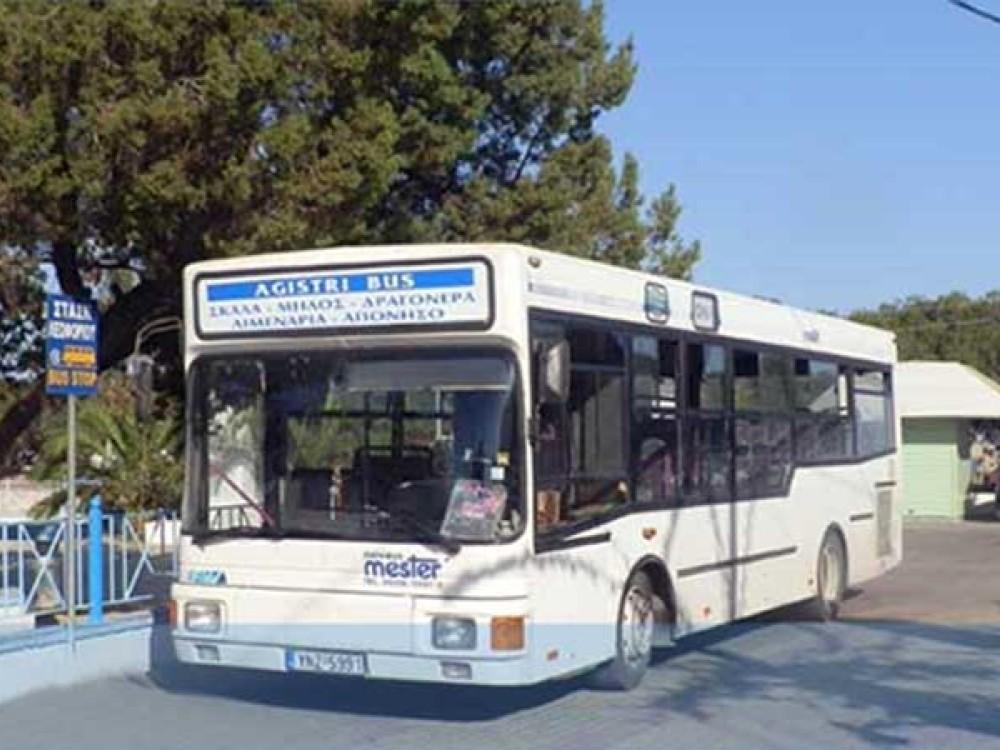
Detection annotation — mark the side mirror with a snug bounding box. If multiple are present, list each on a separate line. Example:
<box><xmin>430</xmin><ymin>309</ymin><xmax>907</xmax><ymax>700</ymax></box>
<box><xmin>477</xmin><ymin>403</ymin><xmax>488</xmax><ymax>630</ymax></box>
<box><xmin>538</xmin><ymin>340</ymin><xmax>570</xmax><ymax>404</ymax></box>
<box><xmin>125</xmin><ymin>353</ymin><xmax>155</xmax><ymax>420</ymax></box>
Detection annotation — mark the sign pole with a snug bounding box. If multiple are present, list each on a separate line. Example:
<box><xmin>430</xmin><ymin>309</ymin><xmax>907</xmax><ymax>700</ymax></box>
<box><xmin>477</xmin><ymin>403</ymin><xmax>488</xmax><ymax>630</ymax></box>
<box><xmin>66</xmin><ymin>393</ymin><xmax>77</xmax><ymax>651</ymax></box>
<box><xmin>45</xmin><ymin>292</ymin><xmax>99</xmax><ymax>651</ymax></box>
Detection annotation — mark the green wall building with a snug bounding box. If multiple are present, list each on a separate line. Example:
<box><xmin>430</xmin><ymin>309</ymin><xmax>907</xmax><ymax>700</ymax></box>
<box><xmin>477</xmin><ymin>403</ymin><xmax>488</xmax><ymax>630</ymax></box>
<box><xmin>897</xmin><ymin>362</ymin><xmax>1000</xmax><ymax>519</ymax></box>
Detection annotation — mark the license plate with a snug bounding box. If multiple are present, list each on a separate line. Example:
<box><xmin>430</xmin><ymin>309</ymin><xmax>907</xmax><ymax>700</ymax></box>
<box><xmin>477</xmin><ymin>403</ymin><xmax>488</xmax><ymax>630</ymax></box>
<box><xmin>285</xmin><ymin>648</ymin><xmax>368</xmax><ymax>676</ymax></box>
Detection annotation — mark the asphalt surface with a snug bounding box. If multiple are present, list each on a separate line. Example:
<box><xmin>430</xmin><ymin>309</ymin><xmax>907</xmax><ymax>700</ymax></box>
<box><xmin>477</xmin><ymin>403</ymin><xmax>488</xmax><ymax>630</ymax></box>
<box><xmin>840</xmin><ymin>518</ymin><xmax>1000</xmax><ymax>624</ymax></box>
<box><xmin>2</xmin><ymin>520</ymin><xmax>999</xmax><ymax>750</ymax></box>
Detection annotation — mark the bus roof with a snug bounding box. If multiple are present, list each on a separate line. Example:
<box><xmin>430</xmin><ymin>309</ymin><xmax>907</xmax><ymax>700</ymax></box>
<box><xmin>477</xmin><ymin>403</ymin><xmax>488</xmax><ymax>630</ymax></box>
<box><xmin>184</xmin><ymin>242</ymin><xmax>896</xmax><ymax>366</ymax></box>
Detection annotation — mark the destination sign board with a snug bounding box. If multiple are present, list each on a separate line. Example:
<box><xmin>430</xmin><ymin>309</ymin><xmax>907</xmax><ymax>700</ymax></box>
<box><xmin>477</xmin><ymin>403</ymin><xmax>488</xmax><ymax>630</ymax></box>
<box><xmin>194</xmin><ymin>260</ymin><xmax>493</xmax><ymax>338</ymax></box>
<box><xmin>45</xmin><ymin>294</ymin><xmax>99</xmax><ymax>397</ymax></box>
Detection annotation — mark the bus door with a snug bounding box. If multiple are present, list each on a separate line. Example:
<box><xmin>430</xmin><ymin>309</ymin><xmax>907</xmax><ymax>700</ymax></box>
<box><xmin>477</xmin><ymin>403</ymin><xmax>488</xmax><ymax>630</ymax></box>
<box><xmin>663</xmin><ymin>343</ymin><xmax>738</xmax><ymax>629</ymax></box>
<box><xmin>530</xmin><ymin>321</ymin><xmax>630</xmax><ymax>668</ymax></box>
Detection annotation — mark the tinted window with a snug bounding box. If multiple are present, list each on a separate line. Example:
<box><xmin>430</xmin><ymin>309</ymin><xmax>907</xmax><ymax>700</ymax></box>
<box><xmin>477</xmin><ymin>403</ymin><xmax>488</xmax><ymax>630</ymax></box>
<box><xmin>634</xmin><ymin>414</ymin><xmax>679</xmax><ymax>505</ymax></box>
<box><xmin>734</xmin><ymin>350</ymin><xmax>793</xmax><ymax>412</ymax></box>
<box><xmin>686</xmin><ymin>343</ymin><xmax>726</xmax><ymax>410</ymax></box>
<box><xmin>855</xmin><ymin>370</ymin><xmax>888</xmax><ymax>392</ymax></box>
<box><xmin>570</xmin><ymin>369</ymin><xmax>626</xmax><ymax>476</ymax></box>
<box><xmin>568</xmin><ymin>326</ymin><xmax>625</xmax><ymax>367</ymax></box>
<box><xmin>632</xmin><ymin>336</ymin><xmax>680</xmax><ymax>506</ymax></box>
<box><xmin>794</xmin><ymin>359</ymin><xmax>840</xmax><ymax>413</ymax></box>
<box><xmin>633</xmin><ymin>336</ymin><xmax>677</xmax><ymax>408</ymax></box>
<box><xmin>795</xmin><ymin>415</ymin><xmax>853</xmax><ymax>462</ymax></box>
<box><xmin>735</xmin><ymin>416</ymin><xmax>793</xmax><ymax>497</ymax></box>
<box><xmin>854</xmin><ymin>369</ymin><xmax>893</xmax><ymax>456</ymax></box>
<box><xmin>793</xmin><ymin>359</ymin><xmax>853</xmax><ymax>462</ymax></box>
<box><xmin>531</xmin><ymin>321</ymin><xmax>629</xmax><ymax>531</ymax></box>
<box><xmin>681</xmin><ymin>416</ymin><xmax>731</xmax><ymax>503</ymax></box>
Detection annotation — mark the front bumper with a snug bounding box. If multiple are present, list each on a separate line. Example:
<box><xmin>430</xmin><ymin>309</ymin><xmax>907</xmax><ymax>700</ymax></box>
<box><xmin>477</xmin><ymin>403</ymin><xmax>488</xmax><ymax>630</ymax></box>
<box><xmin>173</xmin><ymin>634</ymin><xmax>537</xmax><ymax>686</ymax></box>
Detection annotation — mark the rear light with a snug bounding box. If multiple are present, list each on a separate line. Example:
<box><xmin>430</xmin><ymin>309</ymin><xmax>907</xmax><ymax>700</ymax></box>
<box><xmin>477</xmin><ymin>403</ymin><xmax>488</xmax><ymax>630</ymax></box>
<box><xmin>490</xmin><ymin>616</ymin><xmax>525</xmax><ymax>651</ymax></box>
<box><xmin>167</xmin><ymin>599</ymin><xmax>178</xmax><ymax>628</ymax></box>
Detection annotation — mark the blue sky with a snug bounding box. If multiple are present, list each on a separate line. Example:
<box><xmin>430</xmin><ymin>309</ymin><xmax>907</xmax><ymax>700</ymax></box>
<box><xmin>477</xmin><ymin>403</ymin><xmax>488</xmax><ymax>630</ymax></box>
<box><xmin>600</xmin><ymin>1</ymin><xmax>999</xmax><ymax>313</ymax></box>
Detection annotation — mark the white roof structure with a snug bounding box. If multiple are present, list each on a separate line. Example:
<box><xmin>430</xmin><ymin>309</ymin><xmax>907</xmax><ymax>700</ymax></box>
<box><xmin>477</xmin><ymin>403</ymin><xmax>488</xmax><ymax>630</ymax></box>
<box><xmin>896</xmin><ymin>361</ymin><xmax>1000</xmax><ymax>419</ymax></box>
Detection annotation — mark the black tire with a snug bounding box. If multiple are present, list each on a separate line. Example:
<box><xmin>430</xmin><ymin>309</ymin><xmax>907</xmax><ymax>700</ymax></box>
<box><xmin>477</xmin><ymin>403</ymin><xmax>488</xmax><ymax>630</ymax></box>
<box><xmin>589</xmin><ymin>571</ymin><xmax>655</xmax><ymax>691</ymax></box>
<box><xmin>805</xmin><ymin>531</ymin><xmax>846</xmax><ymax>621</ymax></box>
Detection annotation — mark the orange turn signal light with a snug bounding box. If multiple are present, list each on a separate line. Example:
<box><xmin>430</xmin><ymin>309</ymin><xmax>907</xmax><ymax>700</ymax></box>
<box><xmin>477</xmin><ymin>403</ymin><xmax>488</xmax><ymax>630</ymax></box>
<box><xmin>490</xmin><ymin>616</ymin><xmax>525</xmax><ymax>651</ymax></box>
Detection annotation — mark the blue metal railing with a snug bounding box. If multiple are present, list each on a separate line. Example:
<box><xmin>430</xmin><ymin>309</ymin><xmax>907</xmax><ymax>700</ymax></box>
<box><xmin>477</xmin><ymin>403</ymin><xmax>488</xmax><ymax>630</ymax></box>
<box><xmin>0</xmin><ymin>498</ymin><xmax>179</xmax><ymax>627</ymax></box>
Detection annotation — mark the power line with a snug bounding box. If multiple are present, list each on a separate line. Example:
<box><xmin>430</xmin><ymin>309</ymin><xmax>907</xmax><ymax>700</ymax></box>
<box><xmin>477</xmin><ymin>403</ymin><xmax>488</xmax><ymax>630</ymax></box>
<box><xmin>948</xmin><ymin>0</ymin><xmax>1000</xmax><ymax>25</ymax></box>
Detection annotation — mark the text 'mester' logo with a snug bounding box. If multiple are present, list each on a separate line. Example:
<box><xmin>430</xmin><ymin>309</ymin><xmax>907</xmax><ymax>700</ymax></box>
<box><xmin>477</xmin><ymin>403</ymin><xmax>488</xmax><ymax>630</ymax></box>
<box><xmin>363</xmin><ymin>553</ymin><xmax>443</xmax><ymax>585</ymax></box>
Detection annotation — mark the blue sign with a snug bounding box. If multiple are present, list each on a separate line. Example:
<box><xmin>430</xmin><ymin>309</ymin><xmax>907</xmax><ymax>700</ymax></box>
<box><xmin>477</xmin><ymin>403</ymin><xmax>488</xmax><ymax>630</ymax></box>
<box><xmin>195</xmin><ymin>260</ymin><xmax>492</xmax><ymax>337</ymax></box>
<box><xmin>45</xmin><ymin>294</ymin><xmax>99</xmax><ymax>397</ymax></box>
<box><xmin>206</xmin><ymin>268</ymin><xmax>475</xmax><ymax>303</ymax></box>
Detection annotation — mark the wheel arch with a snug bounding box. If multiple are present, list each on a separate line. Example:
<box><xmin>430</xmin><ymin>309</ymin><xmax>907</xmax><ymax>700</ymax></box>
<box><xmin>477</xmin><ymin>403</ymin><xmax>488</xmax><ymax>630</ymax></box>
<box><xmin>822</xmin><ymin>522</ymin><xmax>849</xmax><ymax>586</ymax></box>
<box><xmin>630</xmin><ymin>554</ymin><xmax>676</xmax><ymax>626</ymax></box>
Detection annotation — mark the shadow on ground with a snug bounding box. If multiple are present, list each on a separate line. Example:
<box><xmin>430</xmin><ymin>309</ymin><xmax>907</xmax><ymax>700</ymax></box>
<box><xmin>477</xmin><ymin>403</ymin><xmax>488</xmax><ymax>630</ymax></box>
<box><xmin>645</xmin><ymin>618</ymin><xmax>1000</xmax><ymax>747</ymax></box>
<box><xmin>144</xmin><ymin>622</ymin><xmax>584</xmax><ymax>721</ymax></box>
<box><xmin>142</xmin><ymin>614</ymin><xmax>1000</xmax><ymax>746</ymax></box>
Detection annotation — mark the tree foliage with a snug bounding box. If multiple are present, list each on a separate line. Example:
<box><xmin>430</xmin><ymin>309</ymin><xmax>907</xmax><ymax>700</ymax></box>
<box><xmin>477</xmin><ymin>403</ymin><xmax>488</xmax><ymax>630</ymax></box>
<box><xmin>0</xmin><ymin>0</ymin><xmax>700</xmax><ymax>465</ymax></box>
<box><xmin>0</xmin><ymin>247</ymin><xmax>44</xmax><ymax>377</ymax></box>
<box><xmin>29</xmin><ymin>373</ymin><xmax>183</xmax><ymax>516</ymax></box>
<box><xmin>851</xmin><ymin>291</ymin><xmax>1000</xmax><ymax>381</ymax></box>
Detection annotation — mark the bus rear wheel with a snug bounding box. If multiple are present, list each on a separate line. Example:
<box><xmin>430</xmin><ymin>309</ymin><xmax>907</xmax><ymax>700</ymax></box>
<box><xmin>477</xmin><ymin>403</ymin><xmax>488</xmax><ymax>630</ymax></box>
<box><xmin>589</xmin><ymin>571</ymin><xmax>655</xmax><ymax>691</ymax></box>
<box><xmin>806</xmin><ymin>531</ymin><xmax>846</xmax><ymax>621</ymax></box>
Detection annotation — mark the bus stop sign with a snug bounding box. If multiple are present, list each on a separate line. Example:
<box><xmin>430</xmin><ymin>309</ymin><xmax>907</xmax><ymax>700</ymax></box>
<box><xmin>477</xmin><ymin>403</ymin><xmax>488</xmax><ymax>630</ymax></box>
<box><xmin>45</xmin><ymin>293</ymin><xmax>99</xmax><ymax>397</ymax></box>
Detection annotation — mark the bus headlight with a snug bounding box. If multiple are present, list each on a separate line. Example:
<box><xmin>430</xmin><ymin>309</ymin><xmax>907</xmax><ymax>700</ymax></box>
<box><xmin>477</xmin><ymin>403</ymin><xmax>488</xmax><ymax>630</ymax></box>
<box><xmin>432</xmin><ymin>616</ymin><xmax>476</xmax><ymax>650</ymax></box>
<box><xmin>184</xmin><ymin>600</ymin><xmax>222</xmax><ymax>633</ymax></box>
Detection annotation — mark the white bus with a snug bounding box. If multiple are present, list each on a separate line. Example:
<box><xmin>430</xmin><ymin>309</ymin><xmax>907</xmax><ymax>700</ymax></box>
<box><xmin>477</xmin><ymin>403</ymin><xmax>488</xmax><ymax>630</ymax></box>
<box><xmin>171</xmin><ymin>243</ymin><xmax>901</xmax><ymax>689</ymax></box>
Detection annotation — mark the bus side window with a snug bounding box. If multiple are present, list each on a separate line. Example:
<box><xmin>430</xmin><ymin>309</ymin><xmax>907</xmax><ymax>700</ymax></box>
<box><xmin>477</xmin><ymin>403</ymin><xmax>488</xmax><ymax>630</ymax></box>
<box><xmin>632</xmin><ymin>336</ymin><xmax>679</xmax><ymax>506</ymax></box>
<box><xmin>793</xmin><ymin>358</ymin><xmax>853</xmax><ymax>462</ymax></box>
<box><xmin>732</xmin><ymin>348</ymin><xmax>794</xmax><ymax>498</ymax></box>
<box><xmin>682</xmin><ymin>343</ymin><xmax>731</xmax><ymax>503</ymax></box>
<box><xmin>854</xmin><ymin>369</ymin><xmax>893</xmax><ymax>457</ymax></box>
<box><xmin>531</xmin><ymin>321</ymin><xmax>570</xmax><ymax>530</ymax></box>
<box><xmin>566</xmin><ymin>362</ymin><xmax>628</xmax><ymax>519</ymax></box>
<box><xmin>634</xmin><ymin>421</ymin><xmax>679</xmax><ymax>505</ymax></box>
<box><xmin>531</xmin><ymin>320</ymin><xmax>629</xmax><ymax>531</ymax></box>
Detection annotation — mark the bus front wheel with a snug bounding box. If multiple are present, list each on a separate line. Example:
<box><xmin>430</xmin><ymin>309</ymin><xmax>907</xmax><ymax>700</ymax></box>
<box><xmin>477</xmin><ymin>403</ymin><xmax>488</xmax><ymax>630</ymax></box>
<box><xmin>806</xmin><ymin>530</ymin><xmax>846</xmax><ymax>621</ymax></box>
<box><xmin>589</xmin><ymin>570</ymin><xmax>655</xmax><ymax>691</ymax></box>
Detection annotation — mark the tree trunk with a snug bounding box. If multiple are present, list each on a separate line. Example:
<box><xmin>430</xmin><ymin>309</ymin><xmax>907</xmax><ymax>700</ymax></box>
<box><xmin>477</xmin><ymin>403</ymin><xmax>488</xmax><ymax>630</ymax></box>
<box><xmin>98</xmin><ymin>280</ymin><xmax>177</xmax><ymax>368</ymax></box>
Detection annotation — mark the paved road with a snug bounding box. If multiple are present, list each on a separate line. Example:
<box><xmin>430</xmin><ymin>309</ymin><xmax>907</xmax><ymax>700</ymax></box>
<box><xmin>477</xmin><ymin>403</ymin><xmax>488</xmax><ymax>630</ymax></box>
<box><xmin>840</xmin><ymin>519</ymin><xmax>1000</xmax><ymax>624</ymax></box>
<box><xmin>2</xmin><ymin>521</ymin><xmax>999</xmax><ymax>750</ymax></box>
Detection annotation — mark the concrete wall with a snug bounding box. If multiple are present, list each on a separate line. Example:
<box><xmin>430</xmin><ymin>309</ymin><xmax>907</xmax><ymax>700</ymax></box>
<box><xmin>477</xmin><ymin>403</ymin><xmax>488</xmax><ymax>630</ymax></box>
<box><xmin>0</xmin><ymin>614</ymin><xmax>152</xmax><ymax>706</ymax></box>
<box><xmin>0</xmin><ymin>476</ymin><xmax>58</xmax><ymax>519</ymax></box>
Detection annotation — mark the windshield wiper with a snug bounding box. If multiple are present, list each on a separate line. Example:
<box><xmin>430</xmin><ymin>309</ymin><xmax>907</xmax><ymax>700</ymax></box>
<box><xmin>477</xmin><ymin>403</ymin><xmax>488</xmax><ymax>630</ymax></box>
<box><xmin>386</xmin><ymin>509</ymin><xmax>461</xmax><ymax>554</ymax></box>
<box><xmin>208</xmin><ymin>466</ymin><xmax>278</xmax><ymax>530</ymax></box>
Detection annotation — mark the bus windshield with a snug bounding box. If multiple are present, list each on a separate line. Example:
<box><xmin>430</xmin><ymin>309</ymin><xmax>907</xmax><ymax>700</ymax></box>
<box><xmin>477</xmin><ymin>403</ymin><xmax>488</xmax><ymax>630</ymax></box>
<box><xmin>184</xmin><ymin>349</ymin><xmax>523</xmax><ymax>546</ymax></box>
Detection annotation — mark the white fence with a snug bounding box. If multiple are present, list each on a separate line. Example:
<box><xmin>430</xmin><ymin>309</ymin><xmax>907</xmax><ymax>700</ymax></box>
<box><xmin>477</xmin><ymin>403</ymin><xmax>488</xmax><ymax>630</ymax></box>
<box><xmin>0</xmin><ymin>509</ymin><xmax>178</xmax><ymax>627</ymax></box>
